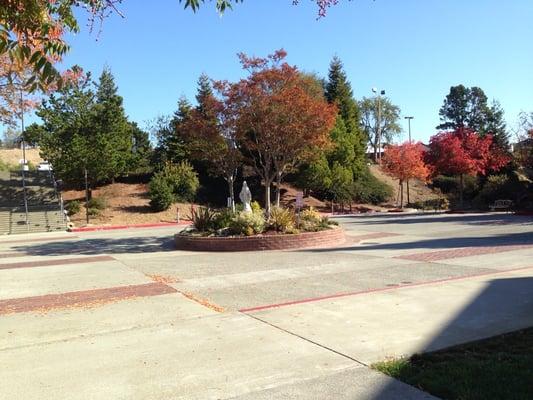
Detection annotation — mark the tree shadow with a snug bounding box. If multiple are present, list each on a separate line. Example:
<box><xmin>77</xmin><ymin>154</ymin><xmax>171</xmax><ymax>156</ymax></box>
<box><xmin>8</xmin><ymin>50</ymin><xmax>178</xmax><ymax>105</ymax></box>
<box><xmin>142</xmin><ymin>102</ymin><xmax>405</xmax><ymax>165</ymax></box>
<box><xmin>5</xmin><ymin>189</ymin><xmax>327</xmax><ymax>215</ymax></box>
<box><xmin>335</xmin><ymin>213</ymin><xmax>532</xmax><ymax>226</ymax></box>
<box><xmin>369</xmin><ymin>276</ymin><xmax>533</xmax><ymax>399</ymax></box>
<box><xmin>306</xmin><ymin>231</ymin><xmax>533</xmax><ymax>253</ymax></box>
<box><xmin>13</xmin><ymin>235</ymin><xmax>177</xmax><ymax>256</ymax></box>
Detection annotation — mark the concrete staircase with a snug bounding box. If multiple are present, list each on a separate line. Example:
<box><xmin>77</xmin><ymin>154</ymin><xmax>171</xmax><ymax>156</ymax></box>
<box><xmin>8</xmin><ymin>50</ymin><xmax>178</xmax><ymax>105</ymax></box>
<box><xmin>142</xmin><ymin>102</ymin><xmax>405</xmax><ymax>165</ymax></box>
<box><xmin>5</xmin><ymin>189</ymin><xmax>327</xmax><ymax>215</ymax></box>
<box><xmin>0</xmin><ymin>170</ymin><xmax>67</xmax><ymax>235</ymax></box>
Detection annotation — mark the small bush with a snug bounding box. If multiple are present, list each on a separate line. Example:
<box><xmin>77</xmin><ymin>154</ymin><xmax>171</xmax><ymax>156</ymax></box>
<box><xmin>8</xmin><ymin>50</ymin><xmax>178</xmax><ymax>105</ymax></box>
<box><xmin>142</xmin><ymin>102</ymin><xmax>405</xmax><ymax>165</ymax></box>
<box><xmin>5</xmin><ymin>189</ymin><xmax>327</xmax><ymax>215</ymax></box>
<box><xmin>65</xmin><ymin>200</ymin><xmax>81</xmax><ymax>215</ymax></box>
<box><xmin>164</xmin><ymin>162</ymin><xmax>199</xmax><ymax>202</ymax></box>
<box><xmin>229</xmin><ymin>211</ymin><xmax>266</xmax><ymax>236</ymax></box>
<box><xmin>87</xmin><ymin>207</ymin><xmax>101</xmax><ymax>217</ymax></box>
<box><xmin>191</xmin><ymin>206</ymin><xmax>218</xmax><ymax>232</ymax></box>
<box><xmin>251</xmin><ymin>200</ymin><xmax>262</xmax><ymax>213</ymax></box>
<box><xmin>87</xmin><ymin>197</ymin><xmax>106</xmax><ymax>210</ymax></box>
<box><xmin>298</xmin><ymin>207</ymin><xmax>323</xmax><ymax>232</ymax></box>
<box><xmin>148</xmin><ymin>162</ymin><xmax>199</xmax><ymax>211</ymax></box>
<box><xmin>408</xmin><ymin>198</ymin><xmax>449</xmax><ymax>211</ymax></box>
<box><xmin>213</xmin><ymin>208</ymin><xmax>235</xmax><ymax>231</ymax></box>
<box><xmin>268</xmin><ymin>207</ymin><xmax>295</xmax><ymax>233</ymax></box>
<box><xmin>353</xmin><ymin>172</ymin><xmax>393</xmax><ymax>204</ymax></box>
<box><xmin>148</xmin><ymin>174</ymin><xmax>174</xmax><ymax>211</ymax></box>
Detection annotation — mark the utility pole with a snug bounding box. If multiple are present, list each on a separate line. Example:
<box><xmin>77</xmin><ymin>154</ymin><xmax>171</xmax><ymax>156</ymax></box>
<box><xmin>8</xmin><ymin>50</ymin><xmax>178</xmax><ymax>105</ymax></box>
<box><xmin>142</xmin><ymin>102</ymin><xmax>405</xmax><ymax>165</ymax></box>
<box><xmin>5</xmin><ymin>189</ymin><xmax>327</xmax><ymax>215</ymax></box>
<box><xmin>372</xmin><ymin>88</ymin><xmax>386</xmax><ymax>162</ymax></box>
<box><xmin>404</xmin><ymin>116</ymin><xmax>414</xmax><ymax>205</ymax></box>
<box><xmin>20</xmin><ymin>89</ymin><xmax>29</xmax><ymax>231</ymax></box>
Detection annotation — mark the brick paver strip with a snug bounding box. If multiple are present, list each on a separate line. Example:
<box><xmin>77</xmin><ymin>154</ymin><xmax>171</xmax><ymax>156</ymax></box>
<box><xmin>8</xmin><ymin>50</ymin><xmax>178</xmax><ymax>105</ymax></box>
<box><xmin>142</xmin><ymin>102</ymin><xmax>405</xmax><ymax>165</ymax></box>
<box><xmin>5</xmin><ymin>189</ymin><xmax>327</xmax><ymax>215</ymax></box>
<box><xmin>0</xmin><ymin>235</ymin><xmax>77</xmax><ymax>245</ymax></box>
<box><xmin>395</xmin><ymin>244</ymin><xmax>533</xmax><ymax>262</ymax></box>
<box><xmin>0</xmin><ymin>282</ymin><xmax>178</xmax><ymax>315</ymax></box>
<box><xmin>239</xmin><ymin>265</ymin><xmax>533</xmax><ymax>313</ymax></box>
<box><xmin>0</xmin><ymin>255</ymin><xmax>115</xmax><ymax>270</ymax></box>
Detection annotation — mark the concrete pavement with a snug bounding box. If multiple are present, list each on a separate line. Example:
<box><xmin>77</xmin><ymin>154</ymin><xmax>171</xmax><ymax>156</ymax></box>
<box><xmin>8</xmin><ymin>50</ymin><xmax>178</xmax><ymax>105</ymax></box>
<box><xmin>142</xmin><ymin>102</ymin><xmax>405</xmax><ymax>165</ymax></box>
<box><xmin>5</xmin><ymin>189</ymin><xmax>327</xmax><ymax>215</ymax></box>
<box><xmin>1</xmin><ymin>212</ymin><xmax>531</xmax><ymax>399</ymax></box>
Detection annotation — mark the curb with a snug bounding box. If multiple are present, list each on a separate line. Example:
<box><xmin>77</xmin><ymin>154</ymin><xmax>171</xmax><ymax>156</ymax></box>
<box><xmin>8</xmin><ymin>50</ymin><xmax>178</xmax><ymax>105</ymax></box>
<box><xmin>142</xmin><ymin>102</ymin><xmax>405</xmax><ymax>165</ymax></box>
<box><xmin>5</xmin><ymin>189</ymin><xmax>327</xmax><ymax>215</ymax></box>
<box><xmin>70</xmin><ymin>222</ymin><xmax>191</xmax><ymax>233</ymax></box>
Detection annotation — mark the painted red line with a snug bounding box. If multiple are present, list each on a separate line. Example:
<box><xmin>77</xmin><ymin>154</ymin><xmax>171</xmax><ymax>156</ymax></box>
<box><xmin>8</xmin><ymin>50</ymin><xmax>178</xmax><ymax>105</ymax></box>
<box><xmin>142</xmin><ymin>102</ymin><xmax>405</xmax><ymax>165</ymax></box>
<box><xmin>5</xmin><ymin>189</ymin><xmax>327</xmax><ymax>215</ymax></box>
<box><xmin>395</xmin><ymin>244</ymin><xmax>533</xmax><ymax>262</ymax></box>
<box><xmin>239</xmin><ymin>265</ymin><xmax>533</xmax><ymax>313</ymax></box>
<box><xmin>0</xmin><ymin>255</ymin><xmax>115</xmax><ymax>270</ymax></box>
<box><xmin>0</xmin><ymin>282</ymin><xmax>177</xmax><ymax>315</ymax></box>
<box><xmin>70</xmin><ymin>222</ymin><xmax>190</xmax><ymax>232</ymax></box>
<box><xmin>0</xmin><ymin>235</ymin><xmax>77</xmax><ymax>245</ymax></box>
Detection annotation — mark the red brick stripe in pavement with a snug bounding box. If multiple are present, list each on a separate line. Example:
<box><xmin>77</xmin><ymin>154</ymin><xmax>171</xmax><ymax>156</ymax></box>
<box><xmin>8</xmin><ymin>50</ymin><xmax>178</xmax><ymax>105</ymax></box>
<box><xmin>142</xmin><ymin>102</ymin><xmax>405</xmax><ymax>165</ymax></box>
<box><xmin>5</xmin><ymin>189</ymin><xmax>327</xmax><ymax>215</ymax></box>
<box><xmin>0</xmin><ymin>255</ymin><xmax>115</xmax><ymax>270</ymax></box>
<box><xmin>0</xmin><ymin>282</ymin><xmax>178</xmax><ymax>315</ymax></box>
<box><xmin>395</xmin><ymin>244</ymin><xmax>533</xmax><ymax>262</ymax></box>
<box><xmin>239</xmin><ymin>265</ymin><xmax>533</xmax><ymax>313</ymax></box>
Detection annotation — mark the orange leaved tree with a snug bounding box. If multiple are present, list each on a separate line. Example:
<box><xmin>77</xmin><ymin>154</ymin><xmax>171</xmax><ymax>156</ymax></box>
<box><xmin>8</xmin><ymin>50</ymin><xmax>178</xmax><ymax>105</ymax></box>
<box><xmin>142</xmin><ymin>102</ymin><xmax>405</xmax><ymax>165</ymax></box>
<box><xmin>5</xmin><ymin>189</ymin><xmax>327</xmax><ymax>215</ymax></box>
<box><xmin>219</xmin><ymin>49</ymin><xmax>337</xmax><ymax>212</ymax></box>
<box><xmin>382</xmin><ymin>141</ymin><xmax>430</xmax><ymax>208</ymax></box>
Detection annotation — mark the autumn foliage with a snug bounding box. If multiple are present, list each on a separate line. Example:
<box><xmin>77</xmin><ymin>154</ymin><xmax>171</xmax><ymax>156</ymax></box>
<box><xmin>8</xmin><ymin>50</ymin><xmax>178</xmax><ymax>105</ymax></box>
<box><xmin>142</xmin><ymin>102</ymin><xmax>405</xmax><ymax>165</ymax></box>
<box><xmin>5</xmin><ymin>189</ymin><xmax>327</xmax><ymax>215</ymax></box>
<box><xmin>426</xmin><ymin>128</ymin><xmax>510</xmax><ymax>206</ymax></box>
<box><xmin>215</xmin><ymin>49</ymin><xmax>337</xmax><ymax>211</ymax></box>
<box><xmin>382</xmin><ymin>142</ymin><xmax>429</xmax><ymax>207</ymax></box>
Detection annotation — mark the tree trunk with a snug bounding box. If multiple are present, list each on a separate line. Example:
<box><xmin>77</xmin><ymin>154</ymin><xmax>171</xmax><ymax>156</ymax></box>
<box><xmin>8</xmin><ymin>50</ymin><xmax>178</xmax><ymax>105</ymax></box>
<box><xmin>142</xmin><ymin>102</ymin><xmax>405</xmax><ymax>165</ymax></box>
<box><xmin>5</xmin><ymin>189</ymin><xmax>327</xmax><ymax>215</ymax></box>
<box><xmin>264</xmin><ymin>182</ymin><xmax>271</xmax><ymax>215</ymax></box>
<box><xmin>406</xmin><ymin>180</ymin><xmax>410</xmax><ymax>205</ymax></box>
<box><xmin>400</xmin><ymin>180</ymin><xmax>404</xmax><ymax>209</ymax></box>
<box><xmin>275</xmin><ymin>172</ymin><xmax>282</xmax><ymax>207</ymax></box>
<box><xmin>228</xmin><ymin>176</ymin><xmax>235</xmax><ymax>212</ymax></box>
<box><xmin>459</xmin><ymin>174</ymin><xmax>464</xmax><ymax>209</ymax></box>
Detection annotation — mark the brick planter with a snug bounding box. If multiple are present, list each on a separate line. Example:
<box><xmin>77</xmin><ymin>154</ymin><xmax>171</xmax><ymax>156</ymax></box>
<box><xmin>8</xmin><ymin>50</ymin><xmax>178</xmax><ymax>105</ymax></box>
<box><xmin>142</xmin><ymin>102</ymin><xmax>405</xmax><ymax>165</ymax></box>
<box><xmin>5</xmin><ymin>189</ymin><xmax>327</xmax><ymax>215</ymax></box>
<box><xmin>174</xmin><ymin>227</ymin><xmax>346</xmax><ymax>252</ymax></box>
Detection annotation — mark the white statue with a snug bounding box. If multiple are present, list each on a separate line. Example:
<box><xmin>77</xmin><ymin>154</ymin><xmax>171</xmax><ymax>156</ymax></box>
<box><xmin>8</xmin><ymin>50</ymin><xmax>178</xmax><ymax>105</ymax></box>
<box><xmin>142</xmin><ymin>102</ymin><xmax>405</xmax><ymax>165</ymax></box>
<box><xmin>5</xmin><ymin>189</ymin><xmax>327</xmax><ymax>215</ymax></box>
<box><xmin>239</xmin><ymin>181</ymin><xmax>252</xmax><ymax>212</ymax></box>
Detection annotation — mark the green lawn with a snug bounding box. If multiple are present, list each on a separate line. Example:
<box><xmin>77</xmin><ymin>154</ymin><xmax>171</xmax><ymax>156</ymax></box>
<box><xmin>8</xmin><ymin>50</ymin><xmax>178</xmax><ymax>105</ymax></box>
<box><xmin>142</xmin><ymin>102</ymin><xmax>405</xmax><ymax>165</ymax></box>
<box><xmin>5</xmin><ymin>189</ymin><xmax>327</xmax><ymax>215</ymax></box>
<box><xmin>373</xmin><ymin>328</ymin><xmax>533</xmax><ymax>400</ymax></box>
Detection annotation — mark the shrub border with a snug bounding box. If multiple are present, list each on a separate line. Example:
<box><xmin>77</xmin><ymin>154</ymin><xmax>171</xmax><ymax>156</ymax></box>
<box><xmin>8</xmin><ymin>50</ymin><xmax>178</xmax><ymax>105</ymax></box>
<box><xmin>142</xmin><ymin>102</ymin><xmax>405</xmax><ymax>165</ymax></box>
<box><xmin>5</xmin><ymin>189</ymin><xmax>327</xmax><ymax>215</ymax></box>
<box><xmin>174</xmin><ymin>227</ymin><xmax>346</xmax><ymax>252</ymax></box>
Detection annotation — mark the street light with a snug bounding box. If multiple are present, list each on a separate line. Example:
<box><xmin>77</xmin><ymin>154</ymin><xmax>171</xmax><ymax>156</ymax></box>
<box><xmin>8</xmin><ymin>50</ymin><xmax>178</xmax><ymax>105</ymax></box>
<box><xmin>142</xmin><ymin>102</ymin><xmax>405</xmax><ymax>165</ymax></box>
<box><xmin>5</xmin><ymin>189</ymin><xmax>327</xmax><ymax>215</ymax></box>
<box><xmin>404</xmin><ymin>116</ymin><xmax>414</xmax><ymax>142</ymax></box>
<box><xmin>372</xmin><ymin>88</ymin><xmax>386</xmax><ymax>162</ymax></box>
<box><xmin>403</xmin><ymin>116</ymin><xmax>415</xmax><ymax>205</ymax></box>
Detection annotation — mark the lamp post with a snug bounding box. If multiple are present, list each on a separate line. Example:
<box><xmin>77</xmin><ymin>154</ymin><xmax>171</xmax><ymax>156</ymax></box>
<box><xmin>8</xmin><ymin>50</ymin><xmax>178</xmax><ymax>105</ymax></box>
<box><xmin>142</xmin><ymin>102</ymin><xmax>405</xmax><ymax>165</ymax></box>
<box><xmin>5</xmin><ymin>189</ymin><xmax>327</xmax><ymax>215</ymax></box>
<box><xmin>404</xmin><ymin>116</ymin><xmax>414</xmax><ymax>205</ymax></box>
<box><xmin>372</xmin><ymin>88</ymin><xmax>386</xmax><ymax>162</ymax></box>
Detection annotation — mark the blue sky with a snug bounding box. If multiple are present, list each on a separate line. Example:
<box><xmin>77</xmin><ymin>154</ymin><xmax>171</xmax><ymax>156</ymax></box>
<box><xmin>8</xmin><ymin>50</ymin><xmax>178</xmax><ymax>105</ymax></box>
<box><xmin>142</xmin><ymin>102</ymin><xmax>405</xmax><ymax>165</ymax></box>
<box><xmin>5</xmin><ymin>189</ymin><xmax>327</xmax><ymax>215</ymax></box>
<box><xmin>44</xmin><ymin>0</ymin><xmax>533</xmax><ymax>142</ymax></box>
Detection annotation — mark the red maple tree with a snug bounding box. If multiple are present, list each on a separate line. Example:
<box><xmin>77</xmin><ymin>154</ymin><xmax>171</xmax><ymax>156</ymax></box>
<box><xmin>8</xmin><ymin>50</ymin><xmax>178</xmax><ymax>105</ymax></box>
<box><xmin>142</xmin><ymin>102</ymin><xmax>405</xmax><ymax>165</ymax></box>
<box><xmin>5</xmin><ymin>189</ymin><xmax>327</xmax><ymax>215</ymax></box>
<box><xmin>382</xmin><ymin>142</ymin><xmax>429</xmax><ymax>208</ymax></box>
<box><xmin>426</xmin><ymin>128</ymin><xmax>509</xmax><ymax>206</ymax></box>
<box><xmin>218</xmin><ymin>49</ymin><xmax>337</xmax><ymax>212</ymax></box>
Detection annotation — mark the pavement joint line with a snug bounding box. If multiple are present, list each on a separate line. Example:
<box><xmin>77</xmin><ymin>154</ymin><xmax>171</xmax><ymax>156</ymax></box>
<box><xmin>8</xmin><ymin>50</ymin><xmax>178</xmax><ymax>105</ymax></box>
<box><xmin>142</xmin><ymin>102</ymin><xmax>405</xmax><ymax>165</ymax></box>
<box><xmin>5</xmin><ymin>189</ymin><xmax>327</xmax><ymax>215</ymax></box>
<box><xmin>243</xmin><ymin>312</ymin><xmax>369</xmax><ymax>368</ymax></box>
<box><xmin>0</xmin><ymin>255</ymin><xmax>116</xmax><ymax>270</ymax></box>
<box><xmin>238</xmin><ymin>265</ymin><xmax>533</xmax><ymax>313</ymax></box>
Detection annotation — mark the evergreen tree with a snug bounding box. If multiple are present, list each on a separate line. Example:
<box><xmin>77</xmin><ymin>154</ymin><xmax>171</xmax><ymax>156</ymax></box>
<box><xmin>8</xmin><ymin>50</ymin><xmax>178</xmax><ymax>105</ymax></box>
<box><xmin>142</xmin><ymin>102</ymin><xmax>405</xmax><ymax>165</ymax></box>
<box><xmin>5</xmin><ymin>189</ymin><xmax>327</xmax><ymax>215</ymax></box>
<box><xmin>324</xmin><ymin>56</ymin><xmax>366</xmax><ymax>174</ymax></box>
<box><xmin>153</xmin><ymin>96</ymin><xmax>193</xmax><ymax>166</ymax></box>
<box><xmin>437</xmin><ymin>85</ymin><xmax>509</xmax><ymax>149</ymax></box>
<box><xmin>129</xmin><ymin>121</ymin><xmax>152</xmax><ymax>172</ymax></box>
<box><xmin>92</xmin><ymin>67</ymin><xmax>133</xmax><ymax>180</ymax></box>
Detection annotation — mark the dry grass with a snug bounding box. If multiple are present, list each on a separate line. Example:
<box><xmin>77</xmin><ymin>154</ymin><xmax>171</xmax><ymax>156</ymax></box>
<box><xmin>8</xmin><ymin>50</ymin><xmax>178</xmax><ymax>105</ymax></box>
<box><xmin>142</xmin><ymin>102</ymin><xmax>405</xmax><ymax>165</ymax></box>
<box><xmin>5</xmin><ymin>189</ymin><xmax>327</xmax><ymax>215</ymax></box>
<box><xmin>0</xmin><ymin>148</ymin><xmax>43</xmax><ymax>166</ymax></box>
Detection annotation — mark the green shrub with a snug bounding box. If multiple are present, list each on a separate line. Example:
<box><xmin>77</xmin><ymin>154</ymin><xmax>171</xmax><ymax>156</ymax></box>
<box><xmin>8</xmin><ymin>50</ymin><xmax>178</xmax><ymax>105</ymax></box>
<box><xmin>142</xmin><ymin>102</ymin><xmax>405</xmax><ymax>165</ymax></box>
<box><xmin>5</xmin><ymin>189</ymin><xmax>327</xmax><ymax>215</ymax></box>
<box><xmin>408</xmin><ymin>198</ymin><xmax>450</xmax><ymax>211</ymax></box>
<box><xmin>268</xmin><ymin>207</ymin><xmax>295</xmax><ymax>233</ymax></box>
<box><xmin>213</xmin><ymin>208</ymin><xmax>235</xmax><ymax>230</ymax></box>
<box><xmin>87</xmin><ymin>207</ymin><xmax>101</xmax><ymax>217</ymax></box>
<box><xmin>229</xmin><ymin>211</ymin><xmax>266</xmax><ymax>236</ymax></box>
<box><xmin>191</xmin><ymin>206</ymin><xmax>218</xmax><ymax>232</ymax></box>
<box><xmin>251</xmin><ymin>200</ymin><xmax>262</xmax><ymax>213</ymax></box>
<box><xmin>148</xmin><ymin>162</ymin><xmax>199</xmax><ymax>211</ymax></box>
<box><xmin>87</xmin><ymin>197</ymin><xmax>106</xmax><ymax>210</ymax></box>
<box><xmin>298</xmin><ymin>207</ymin><xmax>323</xmax><ymax>232</ymax></box>
<box><xmin>353</xmin><ymin>172</ymin><xmax>393</xmax><ymax>205</ymax></box>
<box><xmin>164</xmin><ymin>161</ymin><xmax>199</xmax><ymax>202</ymax></box>
<box><xmin>148</xmin><ymin>174</ymin><xmax>174</xmax><ymax>211</ymax></box>
<box><xmin>65</xmin><ymin>200</ymin><xmax>81</xmax><ymax>215</ymax></box>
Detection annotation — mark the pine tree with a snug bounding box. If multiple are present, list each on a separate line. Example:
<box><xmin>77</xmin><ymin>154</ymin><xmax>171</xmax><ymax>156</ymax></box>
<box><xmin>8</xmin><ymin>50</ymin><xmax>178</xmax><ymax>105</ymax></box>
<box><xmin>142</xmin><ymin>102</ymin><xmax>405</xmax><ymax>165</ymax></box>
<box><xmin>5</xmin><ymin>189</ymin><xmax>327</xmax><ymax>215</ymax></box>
<box><xmin>324</xmin><ymin>57</ymin><xmax>367</xmax><ymax>175</ymax></box>
<box><xmin>93</xmin><ymin>67</ymin><xmax>133</xmax><ymax>181</ymax></box>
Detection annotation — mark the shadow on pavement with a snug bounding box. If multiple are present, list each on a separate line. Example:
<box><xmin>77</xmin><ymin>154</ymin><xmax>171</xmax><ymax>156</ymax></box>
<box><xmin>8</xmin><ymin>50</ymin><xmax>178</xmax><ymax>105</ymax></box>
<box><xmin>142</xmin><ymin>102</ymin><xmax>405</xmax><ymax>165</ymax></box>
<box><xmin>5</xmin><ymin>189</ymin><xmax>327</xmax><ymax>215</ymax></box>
<box><xmin>370</xmin><ymin>276</ymin><xmax>533</xmax><ymax>399</ymax></box>
<box><xmin>335</xmin><ymin>213</ymin><xmax>532</xmax><ymax>226</ymax></box>
<box><xmin>305</xmin><ymin>231</ymin><xmax>533</xmax><ymax>253</ymax></box>
<box><xmin>13</xmin><ymin>235</ymin><xmax>177</xmax><ymax>256</ymax></box>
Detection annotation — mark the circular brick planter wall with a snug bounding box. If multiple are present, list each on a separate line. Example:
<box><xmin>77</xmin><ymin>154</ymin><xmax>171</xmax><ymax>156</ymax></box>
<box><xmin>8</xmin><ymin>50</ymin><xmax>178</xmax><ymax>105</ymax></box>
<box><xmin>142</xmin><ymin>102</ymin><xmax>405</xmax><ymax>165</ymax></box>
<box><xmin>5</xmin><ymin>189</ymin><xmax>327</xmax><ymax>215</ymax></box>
<box><xmin>174</xmin><ymin>227</ymin><xmax>346</xmax><ymax>252</ymax></box>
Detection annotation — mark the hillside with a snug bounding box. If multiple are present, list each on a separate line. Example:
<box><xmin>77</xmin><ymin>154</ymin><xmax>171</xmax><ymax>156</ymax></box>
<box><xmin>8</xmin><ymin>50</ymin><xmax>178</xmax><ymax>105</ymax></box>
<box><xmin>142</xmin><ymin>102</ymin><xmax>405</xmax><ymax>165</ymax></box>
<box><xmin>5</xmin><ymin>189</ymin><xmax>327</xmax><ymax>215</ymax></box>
<box><xmin>368</xmin><ymin>164</ymin><xmax>442</xmax><ymax>206</ymax></box>
<box><xmin>0</xmin><ymin>148</ymin><xmax>43</xmax><ymax>168</ymax></box>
